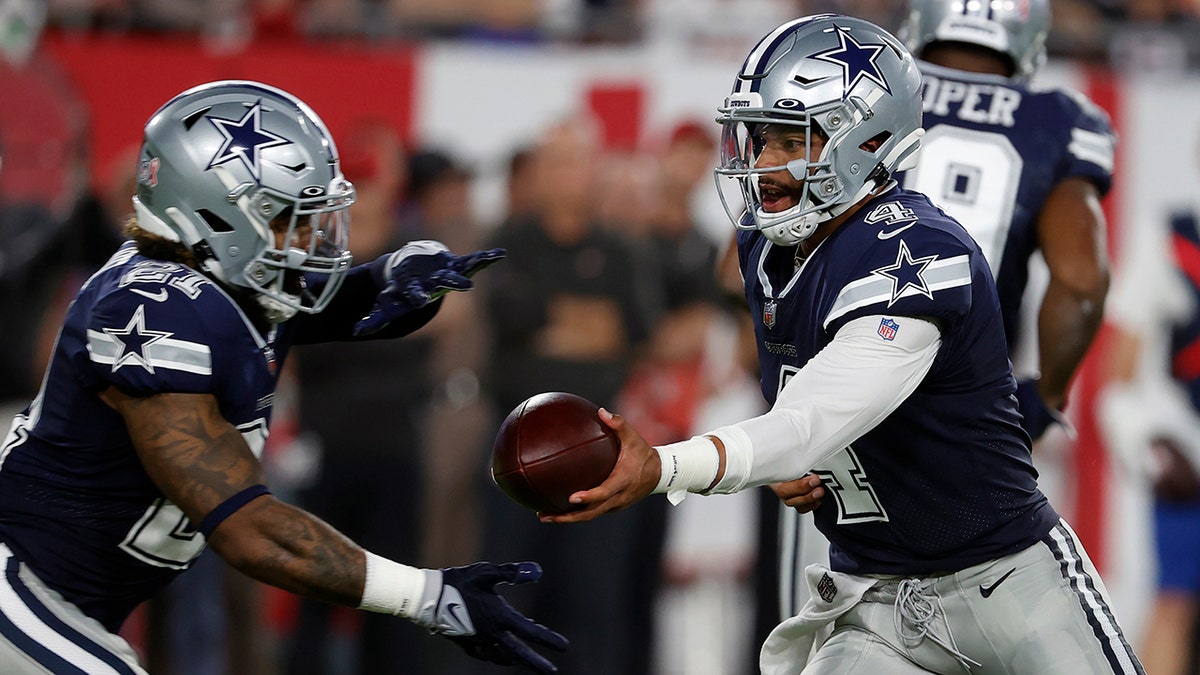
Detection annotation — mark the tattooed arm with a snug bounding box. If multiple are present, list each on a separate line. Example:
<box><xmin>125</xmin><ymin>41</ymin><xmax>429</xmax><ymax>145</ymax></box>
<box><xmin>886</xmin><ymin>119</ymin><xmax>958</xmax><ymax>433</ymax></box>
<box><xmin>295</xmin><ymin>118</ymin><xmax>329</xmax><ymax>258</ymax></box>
<box><xmin>101</xmin><ymin>388</ymin><xmax>366</xmax><ymax>605</ymax></box>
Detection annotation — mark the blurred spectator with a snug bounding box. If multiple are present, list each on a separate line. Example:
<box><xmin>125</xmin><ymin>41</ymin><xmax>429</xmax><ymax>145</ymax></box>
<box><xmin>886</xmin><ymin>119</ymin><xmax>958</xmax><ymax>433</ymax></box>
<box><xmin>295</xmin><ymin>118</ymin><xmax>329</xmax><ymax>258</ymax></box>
<box><xmin>471</xmin><ymin>113</ymin><xmax>662</xmax><ymax>675</ymax></box>
<box><xmin>0</xmin><ymin>1</ymin><xmax>90</xmax><ymax>413</ymax></box>
<box><xmin>397</xmin><ymin>148</ymin><xmax>494</xmax><ymax>571</ymax></box>
<box><xmin>282</xmin><ymin>120</ymin><xmax>437</xmax><ymax>675</ymax></box>
<box><xmin>1101</xmin><ymin>206</ymin><xmax>1200</xmax><ymax>675</ymax></box>
<box><xmin>502</xmin><ymin>144</ymin><xmax>539</xmax><ymax>225</ymax></box>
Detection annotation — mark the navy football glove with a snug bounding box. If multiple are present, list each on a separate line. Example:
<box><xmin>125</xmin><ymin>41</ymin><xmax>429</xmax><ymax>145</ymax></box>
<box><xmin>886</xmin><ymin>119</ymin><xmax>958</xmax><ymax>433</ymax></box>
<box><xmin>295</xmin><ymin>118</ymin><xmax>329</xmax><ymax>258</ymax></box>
<box><xmin>1014</xmin><ymin>378</ymin><xmax>1059</xmax><ymax>443</ymax></box>
<box><xmin>355</xmin><ymin>241</ymin><xmax>506</xmax><ymax>336</ymax></box>
<box><xmin>413</xmin><ymin>561</ymin><xmax>568</xmax><ymax>674</ymax></box>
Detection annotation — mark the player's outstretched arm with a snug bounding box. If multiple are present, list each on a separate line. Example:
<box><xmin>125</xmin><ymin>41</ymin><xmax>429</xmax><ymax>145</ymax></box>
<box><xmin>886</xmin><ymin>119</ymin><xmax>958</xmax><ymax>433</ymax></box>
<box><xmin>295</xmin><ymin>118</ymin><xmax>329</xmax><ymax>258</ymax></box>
<box><xmin>105</xmin><ymin>387</ymin><xmax>566</xmax><ymax>672</ymax></box>
<box><xmin>355</xmin><ymin>241</ymin><xmax>506</xmax><ymax>336</ymax></box>
<box><xmin>541</xmin><ymin>408</ymin><xmax>693</xmax><ymax>523</ymax></box>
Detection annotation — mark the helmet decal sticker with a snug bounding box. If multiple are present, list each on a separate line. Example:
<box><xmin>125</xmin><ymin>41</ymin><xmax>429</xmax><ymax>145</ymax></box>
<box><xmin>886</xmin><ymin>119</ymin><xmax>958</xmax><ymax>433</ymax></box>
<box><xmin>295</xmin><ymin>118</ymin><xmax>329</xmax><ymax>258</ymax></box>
<box><xmin>206</xmin><ymin>101</ymin><xmax>292</xmax><ymax>181</ymax></box>
<box><xmin>811</xmin><ymin>24</ymin><xmax>891</xmax><ymax>95</ymax></box>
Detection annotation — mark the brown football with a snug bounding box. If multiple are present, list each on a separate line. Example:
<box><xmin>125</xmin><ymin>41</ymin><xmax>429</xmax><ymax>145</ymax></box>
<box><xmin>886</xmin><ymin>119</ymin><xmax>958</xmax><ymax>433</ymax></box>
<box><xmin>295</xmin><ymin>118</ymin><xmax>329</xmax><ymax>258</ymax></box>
<box><xmin>491</xmin><ymin>392</ymin><xmax>620</xmax><ymax>514</ymax></box>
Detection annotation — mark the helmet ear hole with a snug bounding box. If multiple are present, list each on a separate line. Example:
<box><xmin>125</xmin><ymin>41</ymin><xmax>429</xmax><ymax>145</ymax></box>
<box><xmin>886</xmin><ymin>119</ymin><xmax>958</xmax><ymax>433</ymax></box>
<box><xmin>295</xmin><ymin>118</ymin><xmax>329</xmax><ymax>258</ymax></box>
<box><xmin>861</xmin><ymin>131</ymin><xmax>892</xmax><ymax>153</ymax></box>
<box><xmin>197</xmin><ymin>209</ymin><xmax>235</xmax><ymax>233</ymax></box>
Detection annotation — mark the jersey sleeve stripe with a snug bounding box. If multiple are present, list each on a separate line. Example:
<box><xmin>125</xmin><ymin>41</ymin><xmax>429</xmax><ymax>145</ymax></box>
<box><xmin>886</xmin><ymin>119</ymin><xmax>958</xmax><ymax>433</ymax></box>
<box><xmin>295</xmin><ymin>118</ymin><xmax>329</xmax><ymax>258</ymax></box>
<box><xmin>86</xmin><ymin>331</ymin><xmax>213</xmax><ymax>375</ymax></box>
<box><xmin>1068</xmin><ymin>128</ymin><xmax>1115</xmax><ymax>173</ymax></box>
<box><xmin>824</xmin><ymin>254</ymin><xmax>971</xmax><ymax>329</ymax></box>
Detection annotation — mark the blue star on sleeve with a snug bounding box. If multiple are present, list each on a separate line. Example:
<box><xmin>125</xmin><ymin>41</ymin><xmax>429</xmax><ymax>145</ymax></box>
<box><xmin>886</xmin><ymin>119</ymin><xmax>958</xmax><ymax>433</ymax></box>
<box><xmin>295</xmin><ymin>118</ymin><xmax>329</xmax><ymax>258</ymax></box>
<box><xmin>102</xmin><ymin>305</ymin><xmax>173</xmax><ymax>373</ymax></box>
<box><xmin>871</xmin><ymin>240</ymin><xmax>937</xmax><ymax>307</ymax></box>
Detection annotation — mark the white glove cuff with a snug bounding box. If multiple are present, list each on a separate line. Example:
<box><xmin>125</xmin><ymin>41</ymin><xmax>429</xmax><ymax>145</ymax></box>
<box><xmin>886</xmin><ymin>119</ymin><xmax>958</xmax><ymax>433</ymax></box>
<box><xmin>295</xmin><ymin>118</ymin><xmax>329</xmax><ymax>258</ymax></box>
<box><xmin>653</xmin><ymin>436</ymin><xmax>720</xmax><ymax>505</ymax></box>
<box><xmin>358</xmin><ymin>551</ymin><xmax>437</xmax><ymax>620</ymax></box>
<box><xmin>386</xmin><ymin>240</ymin><xmax>449</xmax><ymax>278</ymax></box>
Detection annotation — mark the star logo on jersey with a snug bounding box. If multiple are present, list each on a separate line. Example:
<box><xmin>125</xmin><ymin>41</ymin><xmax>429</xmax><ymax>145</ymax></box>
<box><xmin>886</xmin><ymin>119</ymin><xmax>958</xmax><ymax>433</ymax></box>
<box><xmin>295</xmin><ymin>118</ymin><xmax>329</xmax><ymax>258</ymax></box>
<box><xmin>872</xmin><ymin>240</ymin><xmax>936</xmax><ymax>306</ymax></box>
<box><xmin>206</xmin><ymin>101</ymin><xmax>291</xmax><ymax>181</ymax></box>
<box><xmin>103</xmin><ymin>305</ymin><xmax>172</xmax><ymax>373</ymax></box>
<box><xmin>811</xmin><ymin>24</ymin><xmax>891</xmax><ymax>95</ymax></box>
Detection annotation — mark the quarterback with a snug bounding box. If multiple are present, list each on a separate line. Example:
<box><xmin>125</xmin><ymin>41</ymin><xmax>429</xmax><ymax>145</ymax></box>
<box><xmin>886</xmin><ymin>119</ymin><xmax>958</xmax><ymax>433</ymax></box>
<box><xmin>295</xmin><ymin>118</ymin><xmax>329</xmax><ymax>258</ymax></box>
<box><xmin>544</xmin><ymin>15</ymin><xmax>1143</xmax><ymax>674</ymax></box>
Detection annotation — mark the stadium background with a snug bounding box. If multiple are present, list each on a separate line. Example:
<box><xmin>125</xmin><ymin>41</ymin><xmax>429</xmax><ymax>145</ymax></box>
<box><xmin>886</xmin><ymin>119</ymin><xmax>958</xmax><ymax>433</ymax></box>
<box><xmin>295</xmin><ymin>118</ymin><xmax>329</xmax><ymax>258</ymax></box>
<box><xmin>5</xmin><ymin>6</ymin><xmax>1200</xmax><ymax>668</ymax></box>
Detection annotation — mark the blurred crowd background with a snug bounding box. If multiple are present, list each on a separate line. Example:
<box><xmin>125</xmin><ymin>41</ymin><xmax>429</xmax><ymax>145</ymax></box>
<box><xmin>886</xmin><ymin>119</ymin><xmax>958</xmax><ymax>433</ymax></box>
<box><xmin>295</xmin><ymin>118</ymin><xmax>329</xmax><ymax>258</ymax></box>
<box><xmin>24</xmin><ymin>0</ymin><xmax>1200</xmax><ymax>67</ymax></box>
<box><xmin>4</xmin><ymin>0</ymin><xmax>1200</xmax><ymax>674</ymax></box>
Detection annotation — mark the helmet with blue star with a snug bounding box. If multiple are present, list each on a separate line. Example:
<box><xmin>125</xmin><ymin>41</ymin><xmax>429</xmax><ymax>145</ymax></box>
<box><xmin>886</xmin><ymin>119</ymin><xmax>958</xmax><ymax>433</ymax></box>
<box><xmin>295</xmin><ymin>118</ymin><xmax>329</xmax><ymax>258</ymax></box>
<box><xmin>715</xmin><ymin>14</ymin><xmax>923</xmax><ymax>246</ymax></box>
<box><xmin>898</xmin><ymin>0</ymin><xmax>1050</xmax><ymax>82</ymax></box>
<box><xmin>132</xmin><ymin>80</ymin><xmax>355</xmax><ymax>322</ymax></box>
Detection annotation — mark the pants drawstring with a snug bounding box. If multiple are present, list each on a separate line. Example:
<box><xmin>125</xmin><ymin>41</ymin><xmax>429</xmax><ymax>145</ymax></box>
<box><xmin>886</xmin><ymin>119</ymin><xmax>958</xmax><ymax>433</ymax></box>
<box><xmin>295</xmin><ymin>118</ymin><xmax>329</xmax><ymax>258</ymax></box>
<box><xmin>892</xmin><ymin>578</ymin><xmax>982</xmax><ymax>673</ymax></box>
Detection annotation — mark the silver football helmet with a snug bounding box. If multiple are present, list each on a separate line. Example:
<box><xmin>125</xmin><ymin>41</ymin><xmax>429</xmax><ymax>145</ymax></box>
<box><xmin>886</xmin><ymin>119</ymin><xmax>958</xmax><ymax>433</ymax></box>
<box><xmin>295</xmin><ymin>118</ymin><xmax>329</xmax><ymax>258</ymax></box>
<box><xmin>715</xmin><ymin>15</ymin><xmax>924</xmax><ymax>246</ymax></box>
<box><xmin>898</xmin><ymin>0</ymin><xmax>1050</xmax><ymax>81</ymax></box>
<box><xmin>133</xmin><ymin>80</ymin><xmax>355</xmax><ymax>321</ymax></box>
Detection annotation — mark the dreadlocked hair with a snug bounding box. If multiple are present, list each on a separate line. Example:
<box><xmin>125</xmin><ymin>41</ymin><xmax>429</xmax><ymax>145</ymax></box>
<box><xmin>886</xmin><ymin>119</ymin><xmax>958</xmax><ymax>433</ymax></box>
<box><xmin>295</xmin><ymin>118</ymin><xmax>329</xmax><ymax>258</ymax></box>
<box><xmin>122</xmin><ymin>216</ymin><xmax>200</xmax><ymax>268</ymax></box>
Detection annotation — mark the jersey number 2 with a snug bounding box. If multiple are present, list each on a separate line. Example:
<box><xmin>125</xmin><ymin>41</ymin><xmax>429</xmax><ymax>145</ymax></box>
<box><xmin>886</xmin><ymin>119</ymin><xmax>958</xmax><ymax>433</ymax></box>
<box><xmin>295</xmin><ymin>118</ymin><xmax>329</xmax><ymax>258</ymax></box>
<box><xmin>119</xmin><ymin>419</ymin><xmax>268</xmax><ymax>569</ymax></box>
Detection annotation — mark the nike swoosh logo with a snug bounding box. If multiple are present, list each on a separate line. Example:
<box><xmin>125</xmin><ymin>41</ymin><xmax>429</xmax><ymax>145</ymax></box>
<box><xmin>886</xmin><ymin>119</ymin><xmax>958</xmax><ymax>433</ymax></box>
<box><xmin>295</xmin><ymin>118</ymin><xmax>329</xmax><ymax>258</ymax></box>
<box><xmin>877</xmin><ymin>224</ymin><xmax>915</xmax><ymax>240</ymax></box>
<box><xmin>445</xmin><ymin>602</ymin><xmax>470</xmax><ymax>632</ymax></box>
<box><xmin>979</xmin><ymin>567</ymin><xmax>1017</xmax><ymax>598</ymax></box>
<box><xmin>130</xmin><ymin>288</ymin><xmax>169</xmax><ymax>302</ymax></box>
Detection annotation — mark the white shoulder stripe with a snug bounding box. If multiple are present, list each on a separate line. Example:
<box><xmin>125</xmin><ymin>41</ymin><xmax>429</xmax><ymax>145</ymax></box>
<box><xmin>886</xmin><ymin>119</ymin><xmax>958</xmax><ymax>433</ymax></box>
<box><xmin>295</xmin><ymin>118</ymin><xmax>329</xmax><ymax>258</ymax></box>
<box><xmin>87</xmin><ymin>331</ymin><xmax>213</xmax><ymax>375</ymax></box>
<box><xmin>823</xmin><ymin>254</ymin><xmax>971</xmax><ymax>329</ymax></box>
<box><xmin>1069</xmin><ymin>128</ymin><xmax>1115</xmax><ymax>173</ymax></box>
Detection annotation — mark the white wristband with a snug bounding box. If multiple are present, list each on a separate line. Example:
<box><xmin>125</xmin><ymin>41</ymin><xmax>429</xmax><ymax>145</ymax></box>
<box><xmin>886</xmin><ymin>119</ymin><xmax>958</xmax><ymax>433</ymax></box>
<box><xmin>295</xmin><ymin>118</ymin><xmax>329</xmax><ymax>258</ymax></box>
<box><xmin>358</xmin><ymin>551</ymin><xmax>434</xmax><ymax>620</ymax></box>
<box><xmin>653</xmin><ymin>436</ymin><xmax>720</xmax><ymax>505</ymax></box>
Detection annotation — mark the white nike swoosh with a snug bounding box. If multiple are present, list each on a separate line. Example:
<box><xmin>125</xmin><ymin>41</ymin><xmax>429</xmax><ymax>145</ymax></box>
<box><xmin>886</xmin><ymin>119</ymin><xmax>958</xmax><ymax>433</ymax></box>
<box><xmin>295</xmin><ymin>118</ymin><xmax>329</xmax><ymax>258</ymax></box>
<box><xmin>877</xmin><ymin>224</ymin><xmax>915</xmax><ymax>240</ymax></box>
<box><xmin>130</xmin><ymin>288</ymin><xmax>169</xmax><ymax>302</ymax></box>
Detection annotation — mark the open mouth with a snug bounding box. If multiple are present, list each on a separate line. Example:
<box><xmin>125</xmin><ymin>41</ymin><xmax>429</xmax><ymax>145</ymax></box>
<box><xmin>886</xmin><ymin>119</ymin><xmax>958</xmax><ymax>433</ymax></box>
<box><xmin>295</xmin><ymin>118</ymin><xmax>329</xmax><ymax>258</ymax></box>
<box><xmin>759</xmin><ymin>180</ymin><xmax>800</xmax><ymax>213</ymax></box>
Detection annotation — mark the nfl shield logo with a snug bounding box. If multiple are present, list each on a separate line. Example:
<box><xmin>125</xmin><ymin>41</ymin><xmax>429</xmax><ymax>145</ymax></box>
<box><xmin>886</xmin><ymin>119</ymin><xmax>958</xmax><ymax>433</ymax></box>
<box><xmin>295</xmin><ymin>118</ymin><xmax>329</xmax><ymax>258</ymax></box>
<box><xmin>817</xmin><ymin>572</ymin><xmax>837</xmax><ymax>603</ymax></box>
<box><xmin>763</xmin><ymin>299</ymin><xmax>777</xmax><ymax>329</ymax></box>
<box><xmin>878</xmin><ymin>318</ymin><xmax>899</xmax><ymax>341</ymax></box>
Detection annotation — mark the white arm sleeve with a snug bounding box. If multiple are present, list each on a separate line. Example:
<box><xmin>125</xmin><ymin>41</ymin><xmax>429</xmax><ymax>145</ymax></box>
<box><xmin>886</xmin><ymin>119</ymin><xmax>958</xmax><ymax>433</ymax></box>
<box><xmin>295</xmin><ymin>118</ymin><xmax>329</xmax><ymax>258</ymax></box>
<box><xmin>706</xmin><ymin>314</ymin><xmax>941</xmax><ymax>493</ymax></box>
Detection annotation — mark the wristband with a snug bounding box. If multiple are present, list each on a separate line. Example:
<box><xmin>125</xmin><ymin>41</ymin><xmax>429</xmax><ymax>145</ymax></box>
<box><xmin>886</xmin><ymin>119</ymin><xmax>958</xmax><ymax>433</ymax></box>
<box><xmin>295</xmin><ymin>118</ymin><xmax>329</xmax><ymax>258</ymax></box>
<box><xmin>358</xmin><ymin>551</ymin><xmax>436</xmax><ymax>620</ymax></box>
<box><xmin>653</xmin><ymin>436</ymin><xmax>720</xmax><ymax>505</ymax></box>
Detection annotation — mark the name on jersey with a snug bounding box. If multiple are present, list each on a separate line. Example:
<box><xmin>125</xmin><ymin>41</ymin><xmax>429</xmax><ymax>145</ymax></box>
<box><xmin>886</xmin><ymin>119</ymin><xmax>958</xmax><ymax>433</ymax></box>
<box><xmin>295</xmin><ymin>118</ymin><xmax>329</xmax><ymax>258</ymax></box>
<box><xmin>921</xmin><ymin>73</ymin><xmax>1022</xmax><ymax>128</ymax></box>
<box><xmin>764</xmin><ymin>341</ymin><xmax>798</xmax><ymax>357</ymax></box>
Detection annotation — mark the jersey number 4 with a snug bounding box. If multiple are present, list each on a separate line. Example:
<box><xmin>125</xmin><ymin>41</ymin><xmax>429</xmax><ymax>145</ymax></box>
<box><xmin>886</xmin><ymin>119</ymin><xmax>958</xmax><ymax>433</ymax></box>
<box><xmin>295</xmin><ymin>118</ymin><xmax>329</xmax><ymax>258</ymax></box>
<box><xmin>778</xmin><ymin>366</ymin><xmax>888</xmax><ymax>524</ymax></box>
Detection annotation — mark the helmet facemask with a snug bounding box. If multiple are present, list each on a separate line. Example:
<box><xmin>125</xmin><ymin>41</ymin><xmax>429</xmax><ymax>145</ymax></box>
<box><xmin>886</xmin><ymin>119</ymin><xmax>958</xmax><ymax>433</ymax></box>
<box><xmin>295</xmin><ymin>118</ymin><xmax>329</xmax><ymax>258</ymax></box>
<box><xmin>234</xmin><ymin>178</ymin><xmax>355</xmax><ymax>321</ymax></box>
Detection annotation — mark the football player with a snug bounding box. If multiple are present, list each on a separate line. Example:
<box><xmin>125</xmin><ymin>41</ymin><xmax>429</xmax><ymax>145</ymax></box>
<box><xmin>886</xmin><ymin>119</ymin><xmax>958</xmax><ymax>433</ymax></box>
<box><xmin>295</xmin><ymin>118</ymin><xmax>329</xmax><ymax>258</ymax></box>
<box><xmin>0</xmin><ymin>81</ymin><xmax>566</xmax><ymax>674</ymax></box>
<box><xmin>898</xmin><ymin>0</ymin><xmax>1113</xmax><ymax>439</ymax></box>
<box><xmin>543</xmin><ymin>14</ymin><xmax>1143</xmax><ymax>674</ymax></box>
<box><xmin>770</xmin><ymin>0</ymin><xmax>1118</xmax><ymax>630</ymax></box>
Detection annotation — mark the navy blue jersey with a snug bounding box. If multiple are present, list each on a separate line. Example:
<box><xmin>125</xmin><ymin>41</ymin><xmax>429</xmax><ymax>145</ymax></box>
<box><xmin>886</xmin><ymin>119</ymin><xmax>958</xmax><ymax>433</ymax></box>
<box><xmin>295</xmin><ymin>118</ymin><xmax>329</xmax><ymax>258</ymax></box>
<box><xmin>737</xmin><ymin>187</ymin><xmax>1059</xmax><ymax>575</ymax></box>
<box><xmin>898</xmin><ymin>62</ymin><xmax>1116</xmax><ymax>345</ymax></box>
<box><xmin>0</xmin><ymin>241</ymin><xmax>434</xmax><ymax>632</ymax></box>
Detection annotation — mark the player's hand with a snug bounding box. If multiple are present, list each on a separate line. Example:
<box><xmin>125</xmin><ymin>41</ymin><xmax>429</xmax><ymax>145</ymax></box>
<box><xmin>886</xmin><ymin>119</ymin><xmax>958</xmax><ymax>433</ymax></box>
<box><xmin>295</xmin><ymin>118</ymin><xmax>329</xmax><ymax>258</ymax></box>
<box><xmin>355</xmin><ymin>241</ymin><xmax>506</xmax><ymax>335</ymax></box>
<box><xmin>771</xmin><ymin>474</ymin><xmax>825</xmax><ymax>513</ymax></box>
<box><xmin>1014</xmin><ymin>378</ymin><xmax>1061</xmax><ymax>443</ymax></box>
<box><xmin>540</xmin><ymin>408</ymin><xmax>660</xmax><ymax>523</ymax></box>
<box><xmin>417</xmin><ymin>561</ymin><xmax>568</xmax><ymax>674</ymax></box>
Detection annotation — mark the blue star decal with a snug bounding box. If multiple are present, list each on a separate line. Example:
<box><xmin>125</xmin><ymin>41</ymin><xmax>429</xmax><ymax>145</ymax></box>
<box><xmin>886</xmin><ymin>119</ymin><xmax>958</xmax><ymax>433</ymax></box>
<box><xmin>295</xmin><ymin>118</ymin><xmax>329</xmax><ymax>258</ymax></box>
<box><xmin>872</xmin><ymin>240</ymin><xmax>937</xmax><ymax>306</ymax></box>
<box><xmin>811</xmin><ymin>24</ymin><xmax>891</xmax><ymax>95</ymax></box>
<box><xmin>206</xmin><ymin>101</ymin><xmax>291</xmax><ymax>181</ymax></box>
<box><xmin>103</xmin><ymin>305</ymin><xmax>172</xmax><ymax>373</ymax></box>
